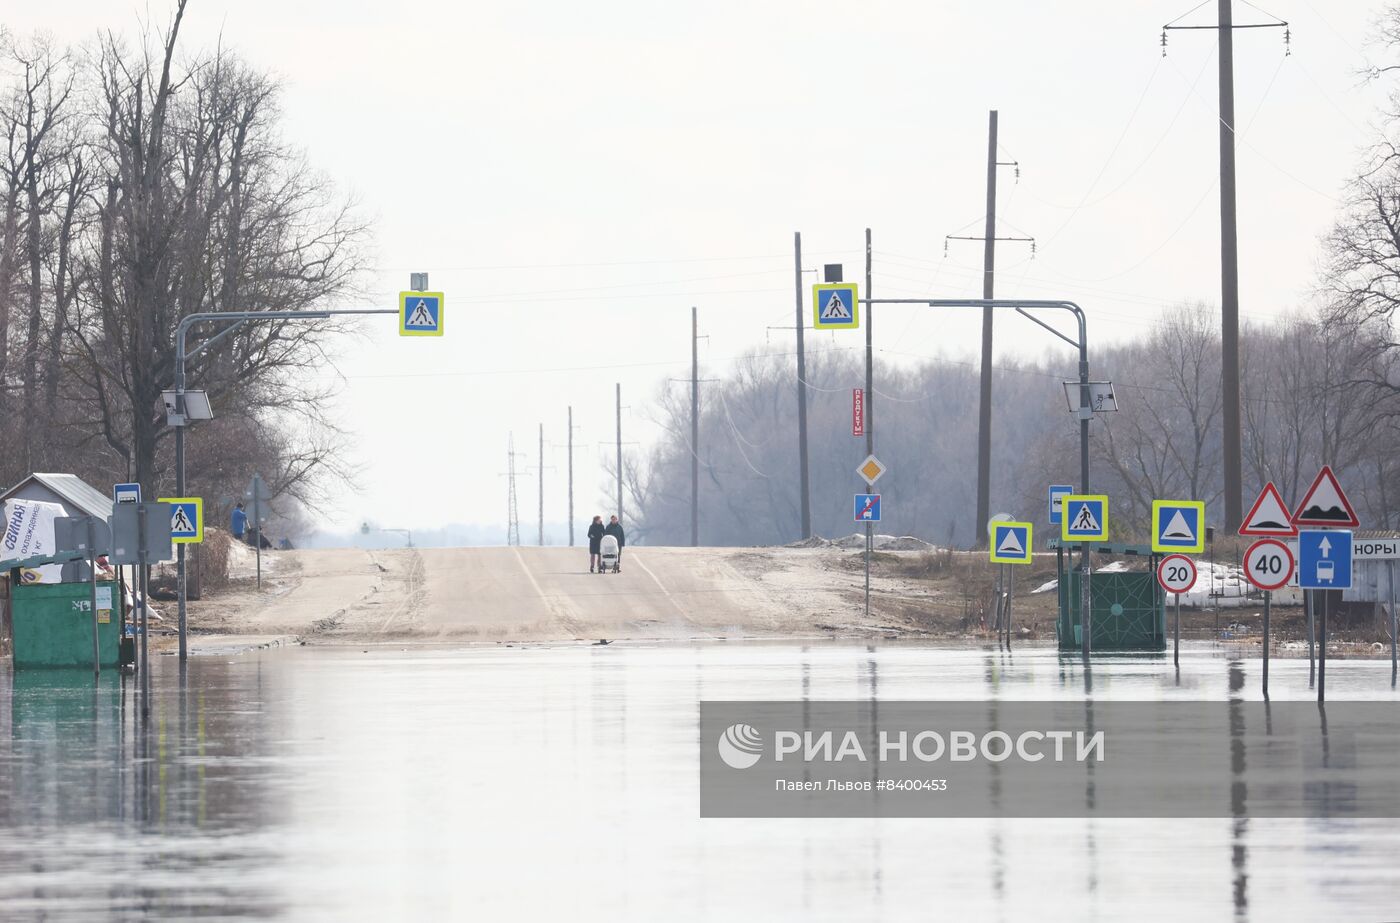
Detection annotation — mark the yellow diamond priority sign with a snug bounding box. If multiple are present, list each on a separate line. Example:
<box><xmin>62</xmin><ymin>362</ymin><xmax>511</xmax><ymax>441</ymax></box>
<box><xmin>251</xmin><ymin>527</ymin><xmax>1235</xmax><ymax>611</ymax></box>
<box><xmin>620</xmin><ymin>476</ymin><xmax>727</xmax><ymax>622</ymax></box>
<box><xmin>857</xmin><ymin>454</ymin><xmax>886</xmax><ymax>487</ymax></box>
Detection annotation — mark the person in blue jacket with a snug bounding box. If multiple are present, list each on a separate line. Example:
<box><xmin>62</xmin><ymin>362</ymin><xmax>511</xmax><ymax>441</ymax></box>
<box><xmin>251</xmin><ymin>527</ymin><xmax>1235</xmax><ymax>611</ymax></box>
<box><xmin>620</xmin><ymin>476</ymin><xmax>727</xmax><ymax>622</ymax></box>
<box><xmin>231</xmin><ymin>502</ymin><xmax>248</xmax><ymax>543</ymax></box>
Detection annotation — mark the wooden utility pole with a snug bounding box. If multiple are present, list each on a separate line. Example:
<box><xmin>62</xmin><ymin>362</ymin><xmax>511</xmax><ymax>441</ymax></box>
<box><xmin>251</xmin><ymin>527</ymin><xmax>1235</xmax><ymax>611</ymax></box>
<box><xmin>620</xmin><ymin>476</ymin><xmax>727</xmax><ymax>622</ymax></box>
<box><xmin>692</xmin><ymin>306</ymin><xmax>700</xmax><ymax>547</ymax></box>
<box><xmin>1163</xmin><ymin>1</ymin><xmax>1289</xmax><ymax>531</ymax></box>
<box><xmin>567</xmin><ymin>406</ymin><xmax>574</xmax><ymax>546</ymax></box>
<box><xmin>616</xmin><ymin>383</ymin><xmax>623</xmax><ymax>525</ymax></box>
<box><xmin>794</xmin><ymin>232</ymin><xmax>811</xmax><ymax>539</ymax></box>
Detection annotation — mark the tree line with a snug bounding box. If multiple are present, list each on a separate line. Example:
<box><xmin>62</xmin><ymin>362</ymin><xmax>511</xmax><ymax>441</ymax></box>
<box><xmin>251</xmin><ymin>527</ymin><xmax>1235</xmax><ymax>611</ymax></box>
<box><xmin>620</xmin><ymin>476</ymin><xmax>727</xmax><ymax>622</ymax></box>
<box><xmin>0</xmin><ymin>2</ymin><xmax>364</xmax><ymax>523</ymax></box>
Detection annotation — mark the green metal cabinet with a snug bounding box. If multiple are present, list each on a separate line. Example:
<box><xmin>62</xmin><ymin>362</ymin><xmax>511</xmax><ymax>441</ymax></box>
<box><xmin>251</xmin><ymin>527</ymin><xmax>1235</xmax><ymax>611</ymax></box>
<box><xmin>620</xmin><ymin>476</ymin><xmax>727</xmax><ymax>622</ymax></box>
<box><xmin>10</xmin><ymin>581</ymin><xmax>121</xmax><ymax>668</ymax></box>
<box><xmin>1057</xmin><ymin>569</ymin><xmax>1167</xmax><ymax>652</ymax></box>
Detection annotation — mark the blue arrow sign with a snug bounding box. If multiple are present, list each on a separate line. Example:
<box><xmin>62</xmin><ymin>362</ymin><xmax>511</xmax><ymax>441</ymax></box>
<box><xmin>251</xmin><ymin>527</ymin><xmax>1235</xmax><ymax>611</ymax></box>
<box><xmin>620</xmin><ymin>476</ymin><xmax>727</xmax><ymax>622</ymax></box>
<box><xmin>1298</xmin><ymin>529</ymin><xmax>1352</xmax><ymax>589</ymax></box>
<box><xmin>854</xmin><ymin>493</ymin><xmax>881</xmax><ymax>522</ymax></box>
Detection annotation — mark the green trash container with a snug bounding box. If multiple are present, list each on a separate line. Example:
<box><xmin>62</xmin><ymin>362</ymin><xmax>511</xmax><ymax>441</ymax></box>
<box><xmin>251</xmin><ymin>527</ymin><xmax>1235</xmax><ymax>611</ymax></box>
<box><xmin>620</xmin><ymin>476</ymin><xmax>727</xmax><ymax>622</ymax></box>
<box><xmin>10</xmin><ymin>581</ymin><xmax>122</xmax><ymax>668</ymax></box>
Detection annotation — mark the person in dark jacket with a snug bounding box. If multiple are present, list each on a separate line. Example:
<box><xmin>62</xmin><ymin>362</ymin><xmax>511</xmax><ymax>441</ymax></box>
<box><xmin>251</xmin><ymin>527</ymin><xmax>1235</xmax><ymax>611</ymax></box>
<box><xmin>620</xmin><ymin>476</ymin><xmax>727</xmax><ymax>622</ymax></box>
<box><xmin>604</xmin><ymin>515</ymin><xmax>625</xmax><ymax>572</ymax></box>
<box><xmin>587</xmin><ymin>516</ymin><xmax>605</xmax><ymax>573</ymax></box>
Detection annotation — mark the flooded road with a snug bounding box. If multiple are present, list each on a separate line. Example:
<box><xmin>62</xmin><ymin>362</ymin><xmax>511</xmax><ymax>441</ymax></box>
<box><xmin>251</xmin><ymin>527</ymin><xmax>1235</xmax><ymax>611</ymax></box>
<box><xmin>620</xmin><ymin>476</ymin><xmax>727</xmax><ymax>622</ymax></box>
<box><xmin>1</xmin><ymin>643</ymin><xmax>1397</xmax><ymax>920</ymax></box>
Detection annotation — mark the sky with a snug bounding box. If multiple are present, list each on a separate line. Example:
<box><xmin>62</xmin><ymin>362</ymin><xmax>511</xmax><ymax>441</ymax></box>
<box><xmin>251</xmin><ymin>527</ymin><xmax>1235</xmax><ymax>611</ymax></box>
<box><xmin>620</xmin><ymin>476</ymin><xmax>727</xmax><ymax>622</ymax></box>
<box><xmin>8</xmin><ymin>0</ymin><xmax>1393</xmax><ymax>539</ymax></box>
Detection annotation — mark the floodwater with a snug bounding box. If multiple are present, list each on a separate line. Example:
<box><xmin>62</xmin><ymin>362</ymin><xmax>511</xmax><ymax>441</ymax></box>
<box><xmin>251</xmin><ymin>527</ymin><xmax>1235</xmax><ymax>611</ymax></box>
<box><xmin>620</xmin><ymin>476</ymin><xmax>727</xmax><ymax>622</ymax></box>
<box><xmin>1</xmin><ymin>642</ymin><xmax>1398</xmax><ymax>921</ymax></box>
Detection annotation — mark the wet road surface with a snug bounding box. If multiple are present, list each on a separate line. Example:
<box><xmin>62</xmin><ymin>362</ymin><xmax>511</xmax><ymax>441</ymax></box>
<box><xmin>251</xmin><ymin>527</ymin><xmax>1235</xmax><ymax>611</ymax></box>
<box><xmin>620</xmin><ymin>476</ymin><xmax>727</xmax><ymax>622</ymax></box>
<box><xmin>1</xmin><ymin>643</ymin><xmax>1398</xmax><ymax>920</ymax></box>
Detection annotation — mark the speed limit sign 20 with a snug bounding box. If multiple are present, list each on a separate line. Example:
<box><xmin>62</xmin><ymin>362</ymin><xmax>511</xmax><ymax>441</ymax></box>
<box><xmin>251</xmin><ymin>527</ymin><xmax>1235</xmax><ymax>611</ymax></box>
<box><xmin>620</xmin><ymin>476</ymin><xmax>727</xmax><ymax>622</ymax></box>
<box><xmin>1157</xmin><ymin>554</ymin><xmax>1197</xmax><ymax>595</ymax></box>
<box><xmin>1245</xmin><ymin>539</ymin><xmax>1295</xmax><ymax>591</ymax></box>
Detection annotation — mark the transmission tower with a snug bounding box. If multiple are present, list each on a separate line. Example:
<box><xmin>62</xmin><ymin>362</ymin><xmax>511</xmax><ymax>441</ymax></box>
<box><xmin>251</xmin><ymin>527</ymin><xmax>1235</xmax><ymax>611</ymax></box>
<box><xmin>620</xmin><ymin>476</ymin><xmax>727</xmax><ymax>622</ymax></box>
<box><xmin>506</xmin><ymin>433</ymin><xmax>521</xmax><ymax>546</ymax></box>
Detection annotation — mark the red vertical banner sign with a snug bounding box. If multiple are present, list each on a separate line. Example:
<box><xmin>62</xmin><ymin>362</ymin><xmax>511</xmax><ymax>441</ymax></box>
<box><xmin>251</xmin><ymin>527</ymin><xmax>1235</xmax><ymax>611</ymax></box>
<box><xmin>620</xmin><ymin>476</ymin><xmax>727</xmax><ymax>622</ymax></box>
<box><xmin>852</xmin><ymin>388</ymin><xmax>865</xmax><ymax>436</ymax></box>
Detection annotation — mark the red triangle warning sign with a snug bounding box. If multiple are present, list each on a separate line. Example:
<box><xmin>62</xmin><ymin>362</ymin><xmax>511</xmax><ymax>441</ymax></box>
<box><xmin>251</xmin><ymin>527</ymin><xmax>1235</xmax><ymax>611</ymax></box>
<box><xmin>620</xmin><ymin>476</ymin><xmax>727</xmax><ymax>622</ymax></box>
<box><xmin>1291</xmin><ymin>465</ymin><xmax>1359</xmax><ymax>528</ymax></box>
<box><xmin>1239</xmin><ymin>482</ymin><xmax>1296</xmax><ymax>537</ymax></box>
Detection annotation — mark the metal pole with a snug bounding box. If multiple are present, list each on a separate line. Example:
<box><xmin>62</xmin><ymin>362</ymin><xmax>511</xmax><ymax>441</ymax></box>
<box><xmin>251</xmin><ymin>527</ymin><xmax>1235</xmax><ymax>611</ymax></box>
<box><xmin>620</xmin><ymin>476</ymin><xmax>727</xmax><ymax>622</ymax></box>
<box><xmin>865</xmin><ymin>521</ymin><xmax>871</xmax><ymax>620</ymax></box>
<box><xmin>1262</xmin><ymin>589</ymin><xmax>1271</xmax><ymax>699</ymax></box>
<box><xmin>539</xmin><ymin>423</ymin><xmax>545</xmax><ymax>546</ymax></box>
<box><xmin>253</xmin><ymin>476</ymin><xmax>262</xmax><ymax>590</ymax></box>
<box><xmin>976</xmin><ymin>110</ymin><xmax>998</xmax><ymax>549</ymax></box>
<box><xmin>1390</xmin><ymin>560</ymin><xmax>1397</xmax><ymax>688</ymax></box>
<box><xmin>1319</xmin><ymin>590</ymin><xmax>1328</xmax><ymax>703</ymax></box>
<box><xmin>88</xmin><ymin>517</ymin><xmax>100</xmax><ymax>676</ymax></box>
<box><xmin>865</xmin><ymin>228</ymin><xmax>874</xmax><ymax>459</ymax></box>
<box><xmin>692</xmin><ymin>305</ymin><xmax>700</xmax><ymax>547</ymax></box>
<box><xmin>1306</xmin><ymin>589</ymin><xmax>1315</xmax><ymax>687</ymax></box>
<box><xmin>568</xmin><ymin>406</ymin><xmax>574</xmax><ymax>547</ymax></box>
<box><xmin>1174</xmin><ymin>594</ymin><xmax>1181</xmax><ymax>667</ymax></box>
<box><xmin>1079</xmin><ymin>342</ymin><xmax>1092</xmax><ymax>660</ymax></box>
<box><xmin>1218</xmin><ymin>0</ymin><xmax>1244</xmax><ymax>532</ymax></box>
<box><xmin>174</xmin><ymin>307</ymin><xmax>388</xmax><ymax>661</ymax></box>
<box><xmin>1006</xmin><ymin>565</ymin><xmax>1014</xmax><ymax>649</ymax></box>
<box><xmin>616</xmin><ymin>383</ymin><xmax>623</xmax><ymax>524</ymax></box>
<box><xmin>794</xmin><ymin>232</ymin><xmax>812</xmax><ymax>539</ymax></box>
<box><xmin>138</xmin><ymin>503</ymin><xmax>149</xmax><ymax>720</ymax></box>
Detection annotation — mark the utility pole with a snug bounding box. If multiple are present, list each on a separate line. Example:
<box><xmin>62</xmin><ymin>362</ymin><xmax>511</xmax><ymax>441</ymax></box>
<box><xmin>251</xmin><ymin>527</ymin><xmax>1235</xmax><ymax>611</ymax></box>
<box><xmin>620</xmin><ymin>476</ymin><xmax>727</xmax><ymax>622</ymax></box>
<box><xmin>946</xmin><ymin>111</ymin><xmax>1031</xmax><ymax>547</ymax></box>
<box><xmin>1218</xmin><ymin>0</ymin><xmax>1243</xmax><ymax>533</ymax></box>
<box><xmin>865</xmin><ymin>228</ymin><xmax>873</xmax><ymax>459</ymax></box>
<box><xmin>1163</xmin><ymin>2</ymin><xmax>1289</xmax><ymax>532</ymax></box>
<box><xmin>794</xmin><ymin>232</ymin><xmax>812</xmax><ymax>539</ymax></box>
<box><xmin>538</xmin><ymin>423</ymin><xmax>545</xmax><ymax>545</ymax></box>
<box><xmin>616</xmin><ymin>383</ymin><xmax>623</xmax><ymax>525</ymax></box>
<box><xmin>506</xmin><ymin>433</ymin><xmax>520</xmax><ymax>546</ymax></box>
<box><xmin>692</xmin><ymin>306</ymin><xmax>700</xmax><ymax>547</ymax></box>
<box><xmin>567</xmin><ymin>406</ymin><xmax>575</xmax><ymax>546</ymax></box>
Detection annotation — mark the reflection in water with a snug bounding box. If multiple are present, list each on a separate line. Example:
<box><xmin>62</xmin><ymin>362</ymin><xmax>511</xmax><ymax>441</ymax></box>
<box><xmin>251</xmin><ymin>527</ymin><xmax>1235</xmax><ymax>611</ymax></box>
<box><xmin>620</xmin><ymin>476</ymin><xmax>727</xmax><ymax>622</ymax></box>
<box><xmin>0</xmin><ymin>645</ymin><xmax>1397</xmax><ymax>920</ymax></box>
<box><xmin>1228</xmin><ymin>660</ymin><xmax>1250</xmax><ymax>920</ymax></box>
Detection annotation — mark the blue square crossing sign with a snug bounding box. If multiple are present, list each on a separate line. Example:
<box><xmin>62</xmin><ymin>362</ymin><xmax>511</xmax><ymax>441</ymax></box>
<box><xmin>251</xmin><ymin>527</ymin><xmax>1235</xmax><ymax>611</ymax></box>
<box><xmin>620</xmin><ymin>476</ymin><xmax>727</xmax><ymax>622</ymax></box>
<box><xmin>812</xmin><ymin>283</ymin><xmax>860</xmax><ymax>329</ymax></box>
<box><xmin>1151</xmin><ymin>499</ymin><xmax>1205</xmax><ymax>554</ymax></box>
<box><xmin>1062</xmin><ymin>495</ymin><xmax>1108</xmax><ymax>542</ymax></box>
<box><xmin>399</xmin><ymin>291</ymin><xmax>445</xmax><ymax>336</ymax></box>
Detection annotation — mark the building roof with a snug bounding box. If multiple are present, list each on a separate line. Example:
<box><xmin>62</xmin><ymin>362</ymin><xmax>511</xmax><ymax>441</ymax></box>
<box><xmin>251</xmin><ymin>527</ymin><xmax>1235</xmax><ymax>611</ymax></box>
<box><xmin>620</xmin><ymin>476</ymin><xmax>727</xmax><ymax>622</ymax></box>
<box><xmin>0</xmin><ymin>472</ymin><xmax>113</xmax><ymax>520</ymax></box>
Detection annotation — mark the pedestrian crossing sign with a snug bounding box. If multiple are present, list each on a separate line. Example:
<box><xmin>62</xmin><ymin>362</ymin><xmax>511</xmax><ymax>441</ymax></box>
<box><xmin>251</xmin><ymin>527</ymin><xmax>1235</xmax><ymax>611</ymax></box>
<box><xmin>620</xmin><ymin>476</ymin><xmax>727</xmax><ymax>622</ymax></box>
<box><xmin>812</xmin><ymin>283</ymin><xmax>860</xmax><ymax>329</ymax></box>
<box><xmin>158</xmin><ymin>497</ymin><xmax>204</xmax><ymax>544</ymax></box>
<box><xmin>1062</xmin><ymin>495</ymin><xmax>1108</xmax><ymax>542</ymax></box>
<box><xmin>399</xmin><ymin>291</ymin><xmax>445</xmax><ymax>336</ymax></box>
<box><xmin>989</xmin><ymin>521</ymin><xmax>1033</xmax><ymax>565</ymax></box>
<box><xmin>1151</xmin><ymin>499</ymin><xmax>1205</xmax><ymax>554</ymax></box>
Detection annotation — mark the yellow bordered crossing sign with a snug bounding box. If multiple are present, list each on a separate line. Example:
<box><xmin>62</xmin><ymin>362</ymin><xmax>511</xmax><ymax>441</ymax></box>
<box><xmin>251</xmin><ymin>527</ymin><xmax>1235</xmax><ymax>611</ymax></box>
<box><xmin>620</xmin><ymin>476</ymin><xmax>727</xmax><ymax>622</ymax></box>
<box><xmin>399</xmin><ymin>291</ymin><xmax>445</xmax><ymax>336</ymax></box>
<box><xmin>812</xmin><ymin>283</ymin><xmax>860</xmax><ymax>329</ymax></box>
<box><xmin>1061</xmin><ymin>494</ymin><xmax>1108</xmax><ymax>542</ymax></box>
<box><xmin>989</xmin><ymin>521</ymin><xmax>1033</xmax><ymax>565</ymax></box>
<box><xmin>158</xmin><ymin>497</ymin><xmax>204</xmax><ymax>544</ymax></box>
<box><xmin>1151</xmin><ymin>499</ymin><xmax>1205</xmax><ymax>554</ymax></box>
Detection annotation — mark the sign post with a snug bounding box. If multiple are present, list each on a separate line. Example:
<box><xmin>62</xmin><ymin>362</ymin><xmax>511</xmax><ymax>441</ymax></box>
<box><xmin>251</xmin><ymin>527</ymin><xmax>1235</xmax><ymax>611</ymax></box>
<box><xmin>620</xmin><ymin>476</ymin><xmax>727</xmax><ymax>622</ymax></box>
<box><xmin>1292</xmin><ymin>466</ymin><xmax>1359</xmax><ymax>703</ymax></box>
<box><xmin>1062</xmin><ymin>495</ymin><xmax>1109</xmax><ymax>659</ymax></box>
<box><xmin>1244</xmin><ymin>538</ymin><xmax>1295</xmax><ymax>699</ymax></box>
<box><xmin>1157</xmin><ymin>554</ymin><xmax>1197</xmax><ymax>668</ymax></box>
<box><xmin>857</xmin><ymin>458</ymin><xmax>885</xmax><ymax>622</ymax></box>
<box><xmin>1241</xmin><ymin>483</ymin><xmax>1299</xmax><ymax>698</ymax></box>
<box><xmin>990</xmin><ymin>521</ymin><xmax>1033</xmax><ymax>649</ymax></box>
<box><xmin>247</xmin><ymin>474</ymin><xmax>271</xmax><ymax>589</ymax></box>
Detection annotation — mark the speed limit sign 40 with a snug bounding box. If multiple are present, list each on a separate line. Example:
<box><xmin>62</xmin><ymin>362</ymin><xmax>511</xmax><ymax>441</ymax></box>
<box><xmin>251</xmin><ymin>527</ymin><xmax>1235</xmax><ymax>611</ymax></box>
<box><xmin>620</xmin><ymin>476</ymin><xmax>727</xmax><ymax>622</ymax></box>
<box><xmin>1157</xmin><ymin>554</ymin><xmax>1197</xmax><ymax>594</ymax></box>
<box><xmin>1245</xmin><ymin>538</ymin><xmax>1295</xmax><ymax>591</ymax></box>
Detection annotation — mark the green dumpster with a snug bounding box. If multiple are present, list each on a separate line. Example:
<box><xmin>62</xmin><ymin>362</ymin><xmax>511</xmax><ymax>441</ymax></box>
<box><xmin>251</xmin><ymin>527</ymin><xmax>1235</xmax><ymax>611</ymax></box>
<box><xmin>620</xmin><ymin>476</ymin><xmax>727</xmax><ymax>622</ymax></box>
<box><xmin>1057</xmin><ymin>570</ymin><xmax>1167</xmax><ymax>652</ymax></box>
<box><xmin>10</xmin><ymin>581</ymin><xmax>121</xmax><ymax>668</ymax></box>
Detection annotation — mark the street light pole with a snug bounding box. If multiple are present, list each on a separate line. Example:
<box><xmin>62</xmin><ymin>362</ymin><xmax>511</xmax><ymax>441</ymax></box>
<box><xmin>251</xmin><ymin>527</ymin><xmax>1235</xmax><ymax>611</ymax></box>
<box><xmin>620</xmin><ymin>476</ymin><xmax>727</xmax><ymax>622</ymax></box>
<box><xmin>859</xmin><ymin>297</ymin><xmax>1093</xmax><ymax>654</ymax></box>
<box><xmin>173</xmin><ymin>308</ymin><xmax>396</xmax><ymax>661</ymax></box>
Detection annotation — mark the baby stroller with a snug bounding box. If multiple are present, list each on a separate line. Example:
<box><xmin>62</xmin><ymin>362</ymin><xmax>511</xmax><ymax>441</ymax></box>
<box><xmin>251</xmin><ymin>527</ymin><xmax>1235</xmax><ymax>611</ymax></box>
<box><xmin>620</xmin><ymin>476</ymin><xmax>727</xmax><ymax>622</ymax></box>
<box><xmin>599</xmin><ymin>534</ymin><xmax>620</xmax><ymax>573</ymax></box>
